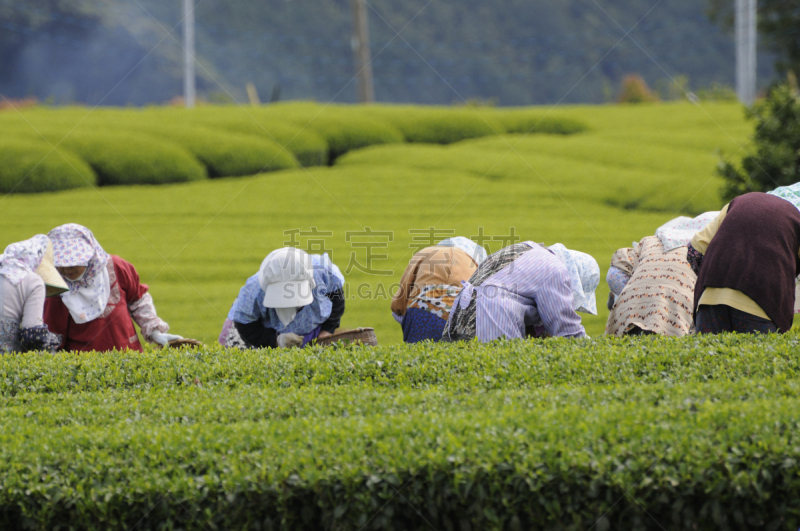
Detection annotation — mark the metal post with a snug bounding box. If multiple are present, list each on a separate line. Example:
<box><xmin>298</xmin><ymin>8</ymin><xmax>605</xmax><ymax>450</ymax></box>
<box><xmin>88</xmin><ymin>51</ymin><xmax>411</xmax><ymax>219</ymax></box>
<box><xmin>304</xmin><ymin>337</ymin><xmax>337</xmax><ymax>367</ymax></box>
<box><xmin>183</xmin><ymin>0</ymin><xmax>196</xmax><ymax>108</ymax></box>
<box><xmin>351</xmin><ymin>0</ymin><xmax>375</xmax><ymax>103</ymax></box>
<box><xmin>736</xmin><ymin>0</ymin><xmax>757</xmax><ymax>105</ymax></box>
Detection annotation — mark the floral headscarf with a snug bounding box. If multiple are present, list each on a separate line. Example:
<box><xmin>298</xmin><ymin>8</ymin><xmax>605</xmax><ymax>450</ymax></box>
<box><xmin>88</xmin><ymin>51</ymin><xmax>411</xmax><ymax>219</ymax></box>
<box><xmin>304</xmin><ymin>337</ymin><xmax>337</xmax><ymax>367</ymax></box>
<box><xmin>0</xmin><ymin>235</ymin><xmax>49</xmax><ymax>285</ymax></box>
<box><xmin>547</xmin><ymin>243</ymin><xmax>600</xmax><ymax>315</ymax></box>
<box><xmin>48</xmin><ymin>224</ymin><xmax>111</xmax><ymax>323</ymax></box>
<box><xmin>768</xmin><ymin>183</ymin><xmax>800</xmax><ymax>212</ymax></box>
<box><xmin>655</xmin><ymin>212</ymin><xmax>719</xmax><ymax>253</ymax></box>
<box><xmin>438</xmin><ymin>236</ymin><xmax>488</xmax><ymax>266</ymax></box>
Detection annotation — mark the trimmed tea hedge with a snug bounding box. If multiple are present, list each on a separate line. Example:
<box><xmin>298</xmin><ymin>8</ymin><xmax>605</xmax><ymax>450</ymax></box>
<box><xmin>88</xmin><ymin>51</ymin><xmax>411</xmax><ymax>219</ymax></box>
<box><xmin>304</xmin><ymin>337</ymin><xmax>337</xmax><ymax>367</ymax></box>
<box><xmin>366</xmin><ymin>108</ymin><xmax>506</xmax><ymax>144</ymax></box>
<box><xmin>1</xmin><ymin>335</ymin><xmax>800</xmax><ymax>528</ymax></box>
<box><xmin>494</xmin><ymin>110</ymin><xmax>588</xmax><ymax>135</ymax></box>
<box><xmin>2</xmin><ymin>334</ymin><xmax>798</xmax><ymax>395</ymax></box>
<box><xmin>0</xmin><ymin>139</ymin><xmax>96</xmax><ymax>193</ymax></box>
<box><xmin>1</xmin><ymin>376</ymin><xmax>799</xmax><ymax>529</ymax></box>
<box><xmin>124</xmin><ymin>124</ymin><xmax>299</xmax><ymax>177</ymax></box>
<box><xmin>180</xmin><ymin>111</ymin><xmax>331</xmax><ymax>167</ymax></box>
<box><xmin>293</xmin><ymin>115</ymin><xmax>405</xmax><ymax>162</ymax></box>
<box><xmin>0</xmin><ymin>104</ymin><xmax>588</xmax><ymax>191</ymax></box>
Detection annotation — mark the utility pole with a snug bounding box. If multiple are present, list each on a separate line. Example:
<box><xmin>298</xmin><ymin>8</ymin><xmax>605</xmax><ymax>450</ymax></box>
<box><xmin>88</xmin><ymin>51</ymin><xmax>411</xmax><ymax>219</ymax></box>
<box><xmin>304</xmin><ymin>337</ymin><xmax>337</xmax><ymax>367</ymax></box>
<box><xmin>351</xmin><ymin>0</ymin><xmax>375</xmax><ymax>103</ymax></box>
<box><xmin>735</xmin><ymin>0</ymin><xmax>757</xmax><ymax>105</ymax></box>
<box><xmin>183</xmin><ymin>0</ymin><xmax>196</xmax><ymax>108</ymax></box>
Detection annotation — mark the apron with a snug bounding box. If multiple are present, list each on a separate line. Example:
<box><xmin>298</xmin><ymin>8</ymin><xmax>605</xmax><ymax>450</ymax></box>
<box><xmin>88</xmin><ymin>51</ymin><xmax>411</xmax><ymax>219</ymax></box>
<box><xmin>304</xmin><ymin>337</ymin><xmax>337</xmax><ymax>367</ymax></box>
<box><xmin>0</xmin><ymin>278</ymin><xmax>21</xmax><ymax>354</ymax></box>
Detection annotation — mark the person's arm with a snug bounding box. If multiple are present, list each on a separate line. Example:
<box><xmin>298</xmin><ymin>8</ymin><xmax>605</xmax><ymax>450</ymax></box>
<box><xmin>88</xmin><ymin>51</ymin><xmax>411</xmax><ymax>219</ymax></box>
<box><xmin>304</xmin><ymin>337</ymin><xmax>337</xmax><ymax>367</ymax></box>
<box><xmin>607</xmin><ymin>245</ymin><xmax>639</xmax><ymax>294</ymax></box>
<box><xmin>42</xmin><ymin>283</ymin><xmax>72</xmax><ymax>351</ymax></box>
<box><xmin>19</xmin><ymin>278</ymin><xmax>61</xmax><ymax>352</ymax></box>
<box><xmin>129</xmin><ymin>293</ymin><xmax>169</xmax><ymax>342</ymax></box>
<box><xmin>686</xmin><ymin>244</ymin><xmax>704</xmax><ymax>276</ymax></box>
<box><xmin>234</xmin><ymin>320</ymin><xmax>278</xmax><ymax>348</ymax></box>
<box><xmin>320</xmin><ymin>289</ymin><xmax>345</xmax><ymax>334</ymax></box>
<box><xmin>537</xmin><ymin>269</ymin><xmax>587</xmax><ymax>338</ymax></box>
<box><xmin>689</xmin><ymin>204</ymin><xmax>729</xmax><ymax>255</ymax></box>
<box><xmin>114</xmin><ymin>257</ymin><xmax>171</xmax><ymax>343</ymax></box>
<box><xmin>606</xmin><ymin>266</ymin><xmax>631</xmax><ymax>297</ymax></box>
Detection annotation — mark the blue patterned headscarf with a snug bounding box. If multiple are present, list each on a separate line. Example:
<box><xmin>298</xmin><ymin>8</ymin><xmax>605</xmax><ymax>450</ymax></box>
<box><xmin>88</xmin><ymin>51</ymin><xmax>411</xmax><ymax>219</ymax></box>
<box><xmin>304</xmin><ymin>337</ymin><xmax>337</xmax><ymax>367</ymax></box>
<box><xmin>438</xmin><ymin>236</ymin><xmax>488</xmax><ymax>266</ymax></box>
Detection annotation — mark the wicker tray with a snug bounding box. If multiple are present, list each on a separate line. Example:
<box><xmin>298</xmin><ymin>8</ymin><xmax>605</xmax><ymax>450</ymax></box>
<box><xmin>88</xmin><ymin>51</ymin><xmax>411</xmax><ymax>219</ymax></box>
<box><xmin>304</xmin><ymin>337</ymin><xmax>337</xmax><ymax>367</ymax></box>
<box><xmin>167</xmin><ymin>338</ymin><xmax>205</xmax><ymax>349</ymax></box>
<box><xmin>314</xmin><ymin>327</ymin><xmax>378</xmax><ymax>347</ymax></box>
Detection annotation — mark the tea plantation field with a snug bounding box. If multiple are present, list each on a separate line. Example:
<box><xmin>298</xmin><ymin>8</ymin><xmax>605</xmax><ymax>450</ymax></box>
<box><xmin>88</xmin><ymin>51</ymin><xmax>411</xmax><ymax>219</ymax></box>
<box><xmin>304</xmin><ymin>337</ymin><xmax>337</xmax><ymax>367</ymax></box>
<box><xmin>2</xmin><ymin>101</ymin><xmax>795</xmax><ymax>530</ymax></box>
<box><xmin>0</xmin><ymin>101</ymin><xmax>750</xmax><ymax>343</ymax></box>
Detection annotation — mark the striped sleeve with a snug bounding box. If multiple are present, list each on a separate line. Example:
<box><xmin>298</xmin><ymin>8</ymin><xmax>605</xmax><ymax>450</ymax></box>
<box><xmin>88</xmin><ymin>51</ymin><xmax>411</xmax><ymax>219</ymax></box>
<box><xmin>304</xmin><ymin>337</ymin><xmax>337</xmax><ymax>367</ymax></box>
<box><xmin>535</xmin><ymin>266</ymin><xmax>586</xmax><ymax>338</ymax></box>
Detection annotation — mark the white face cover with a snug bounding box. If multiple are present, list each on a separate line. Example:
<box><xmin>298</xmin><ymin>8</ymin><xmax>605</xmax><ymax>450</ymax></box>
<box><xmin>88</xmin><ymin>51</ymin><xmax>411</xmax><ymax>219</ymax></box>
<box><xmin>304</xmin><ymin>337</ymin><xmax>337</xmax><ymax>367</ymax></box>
<box><xmin>275</xmin><ymin>307</ymin><xmax>298</xmax><ymax>327</ymax></box>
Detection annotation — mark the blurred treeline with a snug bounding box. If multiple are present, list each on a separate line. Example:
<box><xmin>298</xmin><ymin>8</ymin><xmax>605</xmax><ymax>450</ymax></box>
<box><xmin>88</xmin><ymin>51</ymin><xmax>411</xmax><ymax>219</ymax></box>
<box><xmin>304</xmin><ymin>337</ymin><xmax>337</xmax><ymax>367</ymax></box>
<box><xmin>0</xmin><ymin>0</ymin><xmax>779</xmax><ymax>106</ymax></box>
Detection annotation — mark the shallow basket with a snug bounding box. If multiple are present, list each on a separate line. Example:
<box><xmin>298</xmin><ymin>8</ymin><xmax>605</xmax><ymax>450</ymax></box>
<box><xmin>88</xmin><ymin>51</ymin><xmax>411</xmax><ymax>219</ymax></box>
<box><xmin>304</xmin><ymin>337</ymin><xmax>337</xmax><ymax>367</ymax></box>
<box><xmin>167</xmin><ymin>338</ymin><xmax>204</xmax><ymax>349</ymax></box>
<box><xmin>315</xmin><ymin>327</ymin><xmax>378</xmax><ymax>347</ymax></box>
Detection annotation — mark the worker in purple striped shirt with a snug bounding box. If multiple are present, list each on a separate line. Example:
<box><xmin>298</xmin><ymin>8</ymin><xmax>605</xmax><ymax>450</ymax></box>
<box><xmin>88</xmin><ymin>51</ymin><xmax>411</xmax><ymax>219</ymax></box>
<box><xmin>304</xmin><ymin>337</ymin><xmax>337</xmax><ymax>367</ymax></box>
<box><xmin>443</xmin><ymin>241</ymin><xmax>599</xmax><ymax>341</ymax></box>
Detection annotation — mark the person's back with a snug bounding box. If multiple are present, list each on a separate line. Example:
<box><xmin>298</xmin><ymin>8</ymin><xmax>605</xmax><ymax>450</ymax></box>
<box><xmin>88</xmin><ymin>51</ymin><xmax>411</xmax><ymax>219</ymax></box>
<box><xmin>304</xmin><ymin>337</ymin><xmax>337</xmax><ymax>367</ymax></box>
<box><xmin>0</xmin><ymin>272</ymin><xmax>45</xmax><ymax>353</ymax></box>
<box><xmin>693</xmin><ymin>192</ymin><xmax>800</xmax><ymax>333</ymax></box>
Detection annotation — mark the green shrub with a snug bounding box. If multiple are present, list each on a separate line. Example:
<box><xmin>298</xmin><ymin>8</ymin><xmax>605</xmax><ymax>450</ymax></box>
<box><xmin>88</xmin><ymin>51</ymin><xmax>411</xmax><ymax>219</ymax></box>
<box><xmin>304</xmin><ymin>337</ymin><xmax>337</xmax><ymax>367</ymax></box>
<box><xmin>493</xmin><ymin>111</ymin><xmax>588</xmax><ymax>135</ymax></box>
<box><xmin>718</xmin><ymin>83</ymin><xmax>800</xmax><ymax>201</ymax></box>
<box><xmin>370</xmin><ymin>108</ymin><xmax>505</xmax><ymax>144</ymax></box>
<box><xmin>162</xmin><ymin>107</ymin><xmax>331</xmax><ymax>166</ymax></box>
<box><xmin>123</xmin><ymin>124</ymin><xmax>299</xmax><ymax>177</ymax></box>
<box><xmin>295</xmin><ymin>115</ymin><xmax>404</xmax><ymax>161</ymax></box>
<box><xmin>0</xmin><ymin>139</ymin><xmax>96</xmax><ymax>193</ymax></box>
<box><xmin>218</xmin><ymin>120</ymin><xmax>328</xmax><ymax>167</ymax></box>
<box><xmin>2</xmin><ymin>334</ymin><xmax>800</xmax><ymax>395</ymax></box>
<box><xmin>0</xmin><ymin>372</ymin><xmax>799</xmax><ymax>529</ymax></box>
<box><xmin>52</xmin><ymin>130</ymin><xmax>207</xmax><ymax>186</ymax></box>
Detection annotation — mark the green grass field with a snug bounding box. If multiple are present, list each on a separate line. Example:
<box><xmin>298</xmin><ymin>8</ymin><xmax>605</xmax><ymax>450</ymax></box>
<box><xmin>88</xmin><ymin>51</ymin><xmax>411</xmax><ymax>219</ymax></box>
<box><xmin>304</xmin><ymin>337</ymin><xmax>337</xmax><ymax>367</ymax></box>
<box><xmin>0</xmin><ymin>101</ymin><xmax>749</xmax><ymax>343</ymax></box>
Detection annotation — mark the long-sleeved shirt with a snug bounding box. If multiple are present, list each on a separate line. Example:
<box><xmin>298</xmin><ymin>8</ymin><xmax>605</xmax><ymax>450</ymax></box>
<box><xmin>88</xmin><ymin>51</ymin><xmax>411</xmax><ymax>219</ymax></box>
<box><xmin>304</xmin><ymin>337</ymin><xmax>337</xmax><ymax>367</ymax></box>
<box><xmin>690</xmin><ymin>195</ymin><xmax>800</xmax><ymax>331</ymax></box>
<box><xmin>690</xmin><ymin>203</ymin><xmax>798</xmax><ymax>320</ymax></box>
<box><xmin>44</xmin><ymin>256</ymin><xmax>168</xmax><ymax>352</ymax></box>
<box><xmin>2</xmin><ymin>272</ymin><xmax>46</xmax><ymax>329</ymax></box>
<box><xmin>447</xmin><ymin>242</ymin><xmax>586</xmax><ymax>341</ymax></box>
<box><xmin>227</xmin><ymin>254</ymin><xmax>345</xmax><ymax>344</ymax></box>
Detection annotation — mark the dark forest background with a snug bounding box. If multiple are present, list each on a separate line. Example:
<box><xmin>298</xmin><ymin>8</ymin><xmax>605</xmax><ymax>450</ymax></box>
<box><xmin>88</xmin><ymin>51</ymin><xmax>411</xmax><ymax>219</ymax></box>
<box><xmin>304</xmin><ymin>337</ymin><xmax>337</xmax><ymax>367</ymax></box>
<box><xmin>0</xmin><ymin>0</ymin><xmax>783</xmax><ymax>106</ymax></box>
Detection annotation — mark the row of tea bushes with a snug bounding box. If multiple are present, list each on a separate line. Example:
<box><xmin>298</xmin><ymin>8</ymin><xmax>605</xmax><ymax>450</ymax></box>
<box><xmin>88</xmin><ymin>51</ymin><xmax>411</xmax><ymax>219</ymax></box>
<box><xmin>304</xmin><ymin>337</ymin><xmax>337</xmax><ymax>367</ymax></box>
<box><xmin>2</xmin><ymin>334</ymin><xmax>799</xmax><ymax>395</ymax></box>
<box><xmin>0</xmin><ymin>103</ymin><xmax>587</xmax><ymax>193</ymax></box>
<box><xmin>1</xmin><ymin>373</ymin><xmax>798</xmax><ymax>529</ymax></box>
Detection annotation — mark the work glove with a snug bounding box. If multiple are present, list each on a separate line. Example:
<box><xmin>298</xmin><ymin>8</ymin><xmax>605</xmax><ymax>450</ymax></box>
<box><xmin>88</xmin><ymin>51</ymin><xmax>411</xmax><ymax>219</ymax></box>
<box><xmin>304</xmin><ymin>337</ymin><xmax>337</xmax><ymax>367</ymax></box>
<box><xmin>150</xmin><ymin>331</ymin><xmax>183</xmax><ymax>346</ymax></box>
<box><xmin>392</xmin><ymin>312</ymin><xmax>404</xmax><ymax>325</ymax></box>
<box><xmin>277</xmin><ymin>332</ymin><xmax>303</xmax><ymax>348</ymax></box>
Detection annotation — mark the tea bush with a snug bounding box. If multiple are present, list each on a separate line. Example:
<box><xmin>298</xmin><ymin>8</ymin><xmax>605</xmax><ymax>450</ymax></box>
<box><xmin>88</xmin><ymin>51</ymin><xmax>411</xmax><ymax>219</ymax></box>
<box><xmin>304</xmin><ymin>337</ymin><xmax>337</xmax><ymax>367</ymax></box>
<box><xmin>53</xmin><ymin>130</ymin><xmax>207</xmax><ymax>185</ymax></box>
<box><xmin>1</xmin><ymin>336</ymin><xmax>800</xmax><ymax>529</ymax></box>
<box><xmin>117</xmin><ymin>123</ymin><xmax>298</xmax><ymax>176</ymax></box>
<box><xmin>0</xmin><ymin>139</ymin><xmax>96</xmax><ymax>193</ymax></box>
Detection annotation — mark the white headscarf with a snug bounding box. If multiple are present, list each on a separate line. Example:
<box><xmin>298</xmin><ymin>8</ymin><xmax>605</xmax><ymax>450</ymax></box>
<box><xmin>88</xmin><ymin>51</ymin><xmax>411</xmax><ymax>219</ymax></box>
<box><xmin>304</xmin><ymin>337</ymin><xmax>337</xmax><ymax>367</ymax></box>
<box><xmin>547</xmin><ymin>243</ymin><xmax>600</xmax><ymax>315</ymax></box>
<box><xmin>655</xmin><ymin>212</ymin><xmax>719</xmax><ymax>253</ymax></box>
<box><xmin>438</xmin><ymin>236</ymin><xmax>488</xmax><ymax>265</ymax></box>
<box><xmin>258</xmin><ymin>248</ymin><xmax>316</xmax><ymax>326</ymax></box>
<box><xmin>0</xmin><ymin>235</ymin><xmax>49</xmax><ymax>285</ymax></box>
<box><xmin>48</xmin><ymin>224</ymin><xmax>111</xmax><ymax>324</ymax></box>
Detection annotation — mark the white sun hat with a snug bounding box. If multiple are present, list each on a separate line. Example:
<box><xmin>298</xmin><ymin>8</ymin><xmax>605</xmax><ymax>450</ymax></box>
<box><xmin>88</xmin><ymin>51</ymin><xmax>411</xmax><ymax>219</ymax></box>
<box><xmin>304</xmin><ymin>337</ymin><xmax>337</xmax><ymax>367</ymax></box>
<box><xmin>258</xmin><ymin>247</ymin><xmax>316</xmax><ymax>308</ymax></box>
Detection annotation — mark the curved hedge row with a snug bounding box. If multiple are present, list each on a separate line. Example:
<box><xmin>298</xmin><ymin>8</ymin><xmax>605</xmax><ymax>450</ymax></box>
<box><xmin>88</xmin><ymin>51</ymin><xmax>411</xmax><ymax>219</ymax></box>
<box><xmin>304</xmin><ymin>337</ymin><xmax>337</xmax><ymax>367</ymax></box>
<box><xmin>0</xmin><ymin>104</ymin><xmax>587</xmax><ymax>193</ymax></box>
<box><xmin>0</xmin><ymin>139</ymin><xmax>96</xmax><ymax>193</ymax></box>
<box><xmin>54</xmin><ymin>130</ymin><xmax>207</xmax><ymax>186</ymax></box>
<box><xmin>124</xmin><ymin>124</ymin><xmax>299</xmax><ymax>177</ymax></box>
